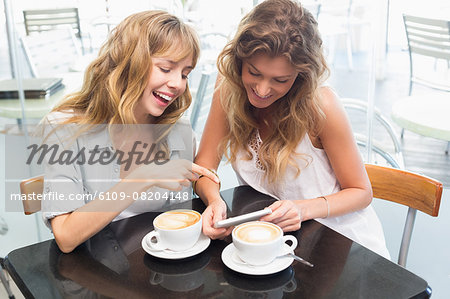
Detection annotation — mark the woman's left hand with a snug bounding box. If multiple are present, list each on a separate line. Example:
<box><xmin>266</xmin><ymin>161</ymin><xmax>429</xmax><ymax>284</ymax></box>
<box><xmin>260</xmin><ymin>200</ymin><xmax>302</xmax><ymax>232</ymax></box>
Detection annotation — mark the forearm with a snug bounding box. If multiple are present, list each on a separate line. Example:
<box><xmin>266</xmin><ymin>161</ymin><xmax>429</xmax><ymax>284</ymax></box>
<box><xmin>299</xmin><ymin>187</ymin><xmax>372</xmax><ymax>221</ymax></box>
<box><xmin>195</xmin><ymin>169</ymin><xmax>231</xmax><ymax>239</ymax></box>
<box><xmin>193</xmin><ymin>86</ymin><xmax>227</xmax><ymax>207</ymax></box>
<box><xmin>193</xmin><ymin>155</ymin><xmax>223</xmax><ymax>207</ymax></box>
<box><xmin>51</xmin><ymin>181</ymin><xmax>148</xmax><ymax>253</ymax></box>
<box><xmin>194</xmin><ymin>176</ymin><xmax>223</xmax><ymax>206</ymax></box>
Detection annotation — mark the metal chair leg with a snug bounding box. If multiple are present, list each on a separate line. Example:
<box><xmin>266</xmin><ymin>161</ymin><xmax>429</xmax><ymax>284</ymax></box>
<box><xmin>0</xmin><ymin>261</ymin><xmax>15</xmax><ymax>299</ymax></box>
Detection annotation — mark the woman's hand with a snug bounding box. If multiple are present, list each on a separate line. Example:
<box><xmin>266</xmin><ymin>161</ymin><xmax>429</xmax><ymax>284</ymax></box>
<box><xmin>260</xmin><ymin>200</ymin><xmax>302</xmax><ymax>232</ymax></box>
<box><xmin>202</xmin><ymin>199</ymin><xmax>233</xmax><ymax>239</ymax></box>
<box><xmin>125</xmin><ymin>159</ymin><xmax>220</xmax><ymax>192</ymax></box>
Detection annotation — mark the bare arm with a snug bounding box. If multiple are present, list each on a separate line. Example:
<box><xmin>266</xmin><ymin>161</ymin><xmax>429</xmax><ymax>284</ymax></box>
<box><xmin>262</xmin><ymin>87</ymin><xmax>372</xmax><ymax>230</ymax></box>
<box><xmin>194</xmin><ymin>80</ymin><xmax>233</xmax><ymax>238</ymax></box>
<box><xmin>51</xmin><ymin>160</ymin><xmax>219</xmax><ymax>253</ymax></box>
<box><xmin>51</xmin><ymin>182</ymin><xmax>144</xmax><ymax>254</ymax></box>
<box><xmin>313</xmin><ymin>87</ymin><xmax>372</xmax><ymax>217</ymax></box>
<box><xmin>194</xmin><ymin>84</ymin><xmax>227</xmax><ymax>204</ymax></box>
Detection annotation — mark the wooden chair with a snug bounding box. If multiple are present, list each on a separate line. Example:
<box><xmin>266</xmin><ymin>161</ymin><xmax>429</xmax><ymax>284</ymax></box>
<box><xmin>2</xmin><ymin>176</ymin><xmax>43</xmax><ymax>297</ymax></box>
<box><xmin>1</xmin><ymin>176</ymin><xmax>44</xmax><ymax>297</ymax></box>
<box><xmin>365</xmin><ymin>164</ymin><xmax>443</xmax><ymax>267</ymax></box>
<box><xmin>19</xmin><ymin>175</ymin><xmax>44</xmax><ymax>215</ymax></box>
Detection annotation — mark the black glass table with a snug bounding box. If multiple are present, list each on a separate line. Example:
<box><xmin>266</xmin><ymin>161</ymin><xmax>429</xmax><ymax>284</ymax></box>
<box><xmin>4</xmin><ymin>186</ymin><xmax>431</xmax><ymax>298</ymax></box>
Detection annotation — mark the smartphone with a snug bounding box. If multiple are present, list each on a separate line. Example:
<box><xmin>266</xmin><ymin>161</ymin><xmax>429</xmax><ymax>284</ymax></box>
<box><xmin>214</xmin><ymin>208</ymin><xmax>272</xmax><ymax>228</ymax></box>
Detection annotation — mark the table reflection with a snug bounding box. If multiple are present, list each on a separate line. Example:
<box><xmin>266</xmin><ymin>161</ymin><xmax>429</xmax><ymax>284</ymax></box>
<box><xmin>223</xmin><ymin>267</ymin><xmax>296</xmax><ymax>299</ymax></box>
<box><xmin>144</xmin><ymin>252</ymin><xmax>210</xmax><ymax>293</ymax></box>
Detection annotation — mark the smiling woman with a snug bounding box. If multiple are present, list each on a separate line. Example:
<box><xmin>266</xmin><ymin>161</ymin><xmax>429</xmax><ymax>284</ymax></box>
<box><xmin>241</xmin><ymin>54</ymin><xmax>297</xmax><ymax>110</ymax></box>
<box><xmin>136</xmin><ymin>55</ymin><xmax>194</xmax><ymax>123</ymax></box>
<box><xmin>36</xmin><ymin>10</ymin><xmax>220</xmax><ymax>253</ymax></box>
<box><xmin>53</xmin><ymin>10</ymin><xmax>200</xmax><ymax>126</ymax></box>
<box><xmin>194</xmin><ymin>0</ymin><xmax>390</xmax><ymax>259</ymax></box>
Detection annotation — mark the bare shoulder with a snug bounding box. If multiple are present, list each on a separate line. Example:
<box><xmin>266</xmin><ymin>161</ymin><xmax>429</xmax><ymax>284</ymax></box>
<box><xmin>316</xmin><ymin>86</ymin><xmax>350</xmax><ymax>139</ymax></box>
<box><xmin>317</xmin><ymin>86</ymin><xmax>342</xmax><ymax>114</ymax></box>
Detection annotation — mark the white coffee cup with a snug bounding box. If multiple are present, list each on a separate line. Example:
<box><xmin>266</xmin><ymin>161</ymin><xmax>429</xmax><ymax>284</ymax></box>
<box><xmin>232</xmin><ymin>221</ymin><xmax>298</xmax><ymax>266</ymax></box>
<box><xmin>147</xmin><ymin>209</ymin><xmax>202</xmax><ymax>252</ymax></box>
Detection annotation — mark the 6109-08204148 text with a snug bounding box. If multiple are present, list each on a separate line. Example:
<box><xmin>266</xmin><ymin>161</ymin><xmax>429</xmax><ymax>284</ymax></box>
<box><xmin>10</xmin><ymin>190</ymin><xmax>190</xmax><ymax>202</ymax></box>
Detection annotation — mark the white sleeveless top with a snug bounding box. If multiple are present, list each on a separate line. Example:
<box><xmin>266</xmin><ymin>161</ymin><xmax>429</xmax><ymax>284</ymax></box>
<box><xmin>232</xmin><ymin>131</ymin><xmax>390</xmax><ymax>259</ymax></box>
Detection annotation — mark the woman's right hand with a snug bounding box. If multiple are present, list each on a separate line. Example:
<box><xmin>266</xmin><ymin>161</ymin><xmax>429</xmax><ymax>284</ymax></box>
<box><xmin>202</xmin><ymin>199</ymin><xmax>233</xmax><ymax>239</ymax></box>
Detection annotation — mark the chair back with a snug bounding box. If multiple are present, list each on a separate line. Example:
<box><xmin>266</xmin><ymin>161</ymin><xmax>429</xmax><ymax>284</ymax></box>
<box><xmin>190</xmin><ymin>69</ymin><xmax>218</xmax><ymax>135</ymax></box>
<box><xmin>365</xmin><ymin>164</ymin><xmax>442</xmax><ymax>266</ymax></box>
<box><xmin>20</xmin><ymin>175</ymin><xmax>44</xmax><ymax>215</ymax></box>
<box><xmin>342</xmin><ymin>98</ymin><xmax>405</xmax><ymax>169</ymax></box>
<box><xmin>402</xmin><ymin>14</ymin><xmax>450</xmax><ymax>93</ymax></box>
<box><xmin>23</xmin><ymin>8</ymin><xmax>82</xmax><ymax>38</ymax></box>
<box><xmin>20</xmin><ymin>25</ymin><xmax>82</xmax><ymax>77</ymax></box>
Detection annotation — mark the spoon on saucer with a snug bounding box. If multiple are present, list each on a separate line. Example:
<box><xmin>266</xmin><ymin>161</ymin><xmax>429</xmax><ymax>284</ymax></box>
<box><xmin>231</xmin><ymin>250</ymin><xmax>313</xmax><ymax>268</ymax></box>
<box><xmin>278</xmin><ymin>252</ymin><xmax>314</xmax><ymax>267</ymax></box>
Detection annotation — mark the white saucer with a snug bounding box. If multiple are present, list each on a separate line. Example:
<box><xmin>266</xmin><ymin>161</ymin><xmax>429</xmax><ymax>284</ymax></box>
<box><xmin>221</xmin><ymin>243</ymin><xmax>294</xmax><ymax>275</ymax></box>
<box><xmin>141</xmin><ymin>231</ymin><xmax>211</xmax><ymax>260</ymax></box>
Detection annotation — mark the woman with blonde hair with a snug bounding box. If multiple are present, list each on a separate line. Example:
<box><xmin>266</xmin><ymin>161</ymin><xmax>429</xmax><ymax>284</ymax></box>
<box><xmin>194</xmin><ymin>0</ymin><xmax>389</xmax><ymax>258</ymax></box>
<box><xmin>40</xmin><ymin>10</ymin><xmax>218</xmax><ymax>253</ymax></box>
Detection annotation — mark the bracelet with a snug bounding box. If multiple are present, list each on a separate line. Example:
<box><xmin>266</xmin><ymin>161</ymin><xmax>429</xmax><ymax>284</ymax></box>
<box><xmin>207</xmin><ymin>168</ymin><xmax>219</xmax><ymax>179</ymax></box>
<box><xmin>320</xmin><ymin>196</ymin><xmax>330</xmax><ymax>218</ymax></box>
<box><xmin>192</xmin><ymin>168</ymin><xmax>221</xmax><ymax>196</ymax></box>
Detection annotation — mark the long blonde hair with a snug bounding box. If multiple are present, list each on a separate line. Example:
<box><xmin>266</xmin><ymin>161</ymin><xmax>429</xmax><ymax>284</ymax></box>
<box><xmin>52</xmin><ymin>10</ymin><xmax>200</xmax><ymax>128</ymax></box>
<box><xmin>218</xmin><ymin>0</ymin><xmax>329</xmax><ymax>182</ymax></box>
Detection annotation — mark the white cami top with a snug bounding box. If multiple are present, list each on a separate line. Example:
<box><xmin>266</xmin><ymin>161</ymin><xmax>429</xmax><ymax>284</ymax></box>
<box><xmin>232</xmin><ymin>131</ymin><xmax>390</xmax><ymax>259</ymax></box>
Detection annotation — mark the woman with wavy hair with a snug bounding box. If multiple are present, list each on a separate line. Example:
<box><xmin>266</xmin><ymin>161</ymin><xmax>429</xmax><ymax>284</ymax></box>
<box><xmin>41</xmin><ymin>11</ymin><xmax>218</xmax><ymax>253</ymax></box>
<box><xmin>195</xmin><ymin>0</ymin><xmax>389</xmax><ymax>257</ymax></box>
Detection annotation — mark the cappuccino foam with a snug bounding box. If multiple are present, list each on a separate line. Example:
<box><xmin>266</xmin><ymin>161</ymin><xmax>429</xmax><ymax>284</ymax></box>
<box><xmin>155</xmin><ymin>211</ymin><xmax>200</xmax><ymax>230</ymax></box>
<box><xmin>235</xmin><ymin>222</ymin><xmax>280</xmax><ymax>243</ymax></box>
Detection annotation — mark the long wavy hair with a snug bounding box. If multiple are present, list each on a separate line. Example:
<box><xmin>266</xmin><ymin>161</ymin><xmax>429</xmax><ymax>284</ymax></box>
<box><xmin>52</xmin><ymin>10</ymin><xmax>200</xmax><ymax>129</ymax></box>
<box><xmin>218</xmin><ymin>0</ymin><xmax>329</xmax><ymax>182</ymax></box>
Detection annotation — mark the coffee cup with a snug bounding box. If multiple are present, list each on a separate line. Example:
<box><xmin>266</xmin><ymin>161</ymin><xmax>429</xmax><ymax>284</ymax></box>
<box><xmin>147</xmin><ymin>209</ymin><xmax>202</xmax><ymax>251</ymax></box>
<box><xmin>232</xmin><ymin>221</ymin><xmax>297</xmax><ymax>266</ymax></box>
